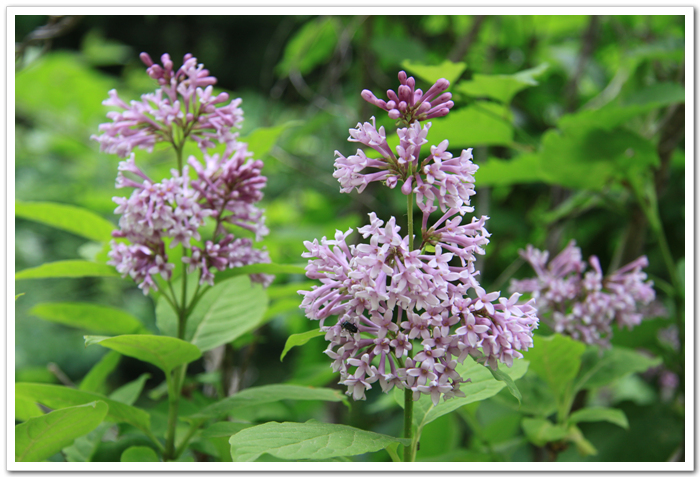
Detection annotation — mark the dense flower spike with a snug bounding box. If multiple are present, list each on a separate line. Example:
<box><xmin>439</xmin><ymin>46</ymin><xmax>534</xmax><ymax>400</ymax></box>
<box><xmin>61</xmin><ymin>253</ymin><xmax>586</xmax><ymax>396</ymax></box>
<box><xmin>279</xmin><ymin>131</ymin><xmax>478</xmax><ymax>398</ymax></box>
<box><xmin>92</xmin><ymin>53</ymin><xmax>244</xmax><ymax>158</ymax></box>
<box><xmin>302</xmin><ymin>73</ymin><xmax>539</xmax><ymax>403</ymax></box>
<box><xmin>361</xmin><ymin>71</ymin><xmax>454</xmax><ymax>125</ymax></box>
<box><xmin>103</xmin><ymin>53</ymin><xmax>272</xmax><ymax>292</ymax></box>
<box><xmin>509</xmin><ymin>241</ymin><xmax>655</xmax><ymax>347</ymax></box>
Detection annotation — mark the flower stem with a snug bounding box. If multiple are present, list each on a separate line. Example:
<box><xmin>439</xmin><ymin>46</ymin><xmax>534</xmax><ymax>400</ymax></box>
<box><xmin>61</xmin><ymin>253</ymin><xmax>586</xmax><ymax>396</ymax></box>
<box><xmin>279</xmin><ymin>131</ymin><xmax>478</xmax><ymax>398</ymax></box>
<box><xmin>407</xmin><ymin>192</ymin><xmax>415</xmax><ymax>251</ymax></box>
<box><xmin>403</xmin><ymin>387</ymin><xmax>414</xmax><ymax>462</ymax></box>
<box><xmin>164</xmin><ymin>367</ymin><xmax>182</xmax><ymax>460</ymax></box>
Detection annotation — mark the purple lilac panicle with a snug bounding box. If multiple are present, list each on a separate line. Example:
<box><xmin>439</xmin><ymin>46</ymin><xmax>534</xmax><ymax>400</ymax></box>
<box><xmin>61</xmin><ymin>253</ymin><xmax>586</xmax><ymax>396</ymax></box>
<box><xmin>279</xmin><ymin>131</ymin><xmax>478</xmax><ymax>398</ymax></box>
<box><xmin>103</xmin><ymin>53</ymin><xmax>272</xmax><ymax>293</ymax></box>
<box><xmin>509</xmin><ymin>241</ymin><xmax>655</xmax><ymax>346</ymax></box>
<box><xmin>301</xmin><ymin>73</ymin><xmax>539</xmax><ymax>404</ymax></box>
<box><xmin>92</xmin><ymin>53</ymin><xmax>244</xmax><ymax>158</ymax></box>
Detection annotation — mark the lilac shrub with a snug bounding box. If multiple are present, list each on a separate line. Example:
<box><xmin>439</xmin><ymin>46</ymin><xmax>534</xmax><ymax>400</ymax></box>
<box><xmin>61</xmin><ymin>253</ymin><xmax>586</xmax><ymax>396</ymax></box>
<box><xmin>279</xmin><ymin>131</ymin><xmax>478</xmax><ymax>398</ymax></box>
<box><xmin>300</xmin><ymin>72</ymin><xmax>539</xmax><ymax>405</ymax></box>
<box><xmin>93</xmin><ymin>53</ymin><xmax>271</xmax><ymax>294</ymax></box>
<box><xmin>509</xmin><ymin>241</ymin><xmax>655</xmax><ymax>347</ymax></box>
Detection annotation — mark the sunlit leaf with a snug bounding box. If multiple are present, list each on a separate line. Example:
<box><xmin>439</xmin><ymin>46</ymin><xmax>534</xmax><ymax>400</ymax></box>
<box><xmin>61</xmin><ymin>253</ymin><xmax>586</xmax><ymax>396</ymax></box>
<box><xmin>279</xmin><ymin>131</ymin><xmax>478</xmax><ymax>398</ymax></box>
<box><xmin>229</xmin><ymin>421</ymin><xmax>409</xmax><ymax>462</ymax></box>
<box><xmin>524</xmin><ymin>334</ymin><xmax>585</xmax><ymax>401</ymax></box>
<box><xmin>84</xmin><ymin>335</ymin><xmax>202</xmax><ymax>374</ymax></box>
<box><xmin>574</xmin><ymin>345</ymin><xmax>662</xmax><ymax>392</ymax></box>
<box><xmin>280</xmin><ymin>329</ymin><xmax>324</xmax><ymax>362</ymax></box>
<box><xmin>16</xmin><ymin>401</ymin><xmax>109</xmax><ymax>462</ymax></box>
<box><xmin>276</xmin><ymin>17</ymin><xmax>339</xmax><ymax>76</ymax></box>
<box><xmin>109</xmin><ymin>373</ymin><xmax>150</xmax><ymax>406</ymax></box>
<box><xmin>120</xmin><ymin>446</ymin><xmax>159</xmax><ymax>462</ymax></box>
<box><xmin>568</xmin><ymin>407</ymin><xmax>629</xmax><ymax>429</ymax></box>
<box><xmin>521</xmin><ymin>417</ymin><xmax>568</xmax><ymax>447</ymax></box>
<box><xmin>455</xmin><ymin>63</ymin><xmax>548</xmax><ymax>103</ymax></box>
<box><xmin>401</xmin><ymin>59</ymin><xmax>467</xmax><ymax>85</ymax></box>
<box><xmin>30</xmin><ymin>302</ymin><xmax>146</xmax><ymax>335</ymax></box>
<box><xmin>15</xmin><ymin>260</ymin><xmax>118</xmax><ymax>280</ymax></box>
<box><xmin>78</xmin><ymin>351</ymin><xmax>121</xmax><ymax>394</ymax></box>
<box><xmin>15</xmin><ymin>200</ymin><xmax>115</xmax><ymax>243</ymax></box>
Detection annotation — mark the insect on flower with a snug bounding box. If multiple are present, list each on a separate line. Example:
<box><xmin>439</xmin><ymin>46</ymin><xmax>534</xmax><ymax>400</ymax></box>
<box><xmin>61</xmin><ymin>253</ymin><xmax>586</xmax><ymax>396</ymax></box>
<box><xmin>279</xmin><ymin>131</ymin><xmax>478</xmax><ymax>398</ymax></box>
<box><xmin>340</xmin><ymin>321</ymin><xmax>359</xmax><ymax>334</ymax></box>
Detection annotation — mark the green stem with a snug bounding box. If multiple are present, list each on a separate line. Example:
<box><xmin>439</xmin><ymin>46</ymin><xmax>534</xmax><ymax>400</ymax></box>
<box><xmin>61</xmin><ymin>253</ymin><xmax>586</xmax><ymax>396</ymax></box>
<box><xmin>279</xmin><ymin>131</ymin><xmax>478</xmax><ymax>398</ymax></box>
<box><xmin>164</xmin><ymin>368</ymin><xmax>181</xmax><ymax>460</ymax></box>
<box><xmin>407</xmin><ymin>192</ymin><xmax>414</xmax><ymax>251</ymax></box>
<box><xmin>403</xmin><ymin>191</ymin><xmax>417</xmax><ymax>462</ymax></box>
<box><xmin>174</xmin><ymin>419</ymin><xmax>204</xmax><ymax>460</ymax></box>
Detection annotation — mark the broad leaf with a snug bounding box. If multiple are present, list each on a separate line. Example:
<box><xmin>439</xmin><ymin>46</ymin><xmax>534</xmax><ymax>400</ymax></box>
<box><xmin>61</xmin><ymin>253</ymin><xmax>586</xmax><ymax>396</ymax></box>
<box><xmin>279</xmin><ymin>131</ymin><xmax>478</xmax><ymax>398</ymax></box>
<box><xmin>15</xmin><ymin>383</ymin><xmax>150</xmax><ymax>433</ymax></box>
<box><xmin>395</xmin><ymin>357</ymin><xmax>528</xmax><ymax>432</ymax></box>
<box><xmin>15</xmin><ymin>200</ymin><xmax>114</xmax><ymax>243</ymax></box>
<box><xmin>521</xmin><ymin>417</ymin><xmax>568</xmax><ymax>447</ymax></box>
<box><xmin>455</xmin><ymin>63</ymin><xmax>548</xmax><ymax>104</ymax></box>
<box><xmin>62</xmin><ymin>422</ymin><xmax>113</xmax><ymax>462</ymax></box>
<box><xmin>229</xmin><ymin>421</ymin><xmax>409</xmax><ymax>462</ymax></box>
<box><xmin>192</xmin><ymin>384</ymin><xmax>346</xmax><ymax>419</ymax></box>
<box><xmin>524</xmin><ymin>334</ymin><xmax>585</xmax><ymax>401</ymax></box>
<box><xmin>568</xmin><ymin>407</ymin><xmax>629</xmax><ymax>429</ymax></box>
<box><xmin>84</xmin><ymin>335</ymin><xmax>202</xmax><ymax>374</ymax></box>
<box><xmin>109</xmin><ymin>373</ymin><xmax>150</xmax><ymax>406</ymax></box>
<box><xmin>276</xmin><ymin>17</ymin><xmax>339</xmax><ymax>76</ymax></box>
<box><xmin>185</xmin><ymin>276</ymin><xmax>268</xmax><ymax>353</ymax></box>
<box><xmin>201</xmin><ymin>421</ymin><xmax>252</xmax><ymax>439</ymax></box>
<box><xmin>120</xmin><ymin>446</ymin><xmax>159</xmax><ymax>462</ymax></box>
<box><xmin>30</xmin><ymin>302</ymin><xmax>146</xmax><ymax>335</ymax></box>
<box><xmin>280</xmin><ymin>329</ymin><xmax>324</xmax><ymax>361</ymax></box>
<box><xmin>15</xmin><ymin>260</ymin><xmax>118</xmax><ymax>280</ymax></box>
<box><xmin>79</xmin><ymin>351</ymin><xmax>121</xmax><ymax>393</ymax></box>
<box><xmin>401</xmin><ymin>59</ymin><xmax>468</xmax><ymax>85</ymax></box>
<box><xmin>241</xmin><ymin>121</ymin><xmax>300</xmax><ymax>160</ymax></box>
<box><xmin>487</xmin><ymin>364</ymin><xmax>522</xmax><ymax>404</ymax></box>
<box><xmin>15</xmin><ymin>401</ymin><xmax>108</xmax><ymax>462</ymax></box>
<box><xmin>15</xmin><ymin>394</ymin><xmax>44</xmax><ymax>422</ymax></box>
<box><xmin>215</xmin><ymin>263</ymin><xmax>306</xmax><ymax>284</ymax></box>
<box><xmin>574</xmin><ymin>345</ymin><xmax>662</xmax><ymax>392</ymax></box>
<box><xmin>154</xmin><ymin>272</ymin><xmax>199</xmax><ymax>338</ymax></box>
<box><xmin>429</xmin><ymin>101</ymin><xmax>514</xmax><ymax>148</ymax></box>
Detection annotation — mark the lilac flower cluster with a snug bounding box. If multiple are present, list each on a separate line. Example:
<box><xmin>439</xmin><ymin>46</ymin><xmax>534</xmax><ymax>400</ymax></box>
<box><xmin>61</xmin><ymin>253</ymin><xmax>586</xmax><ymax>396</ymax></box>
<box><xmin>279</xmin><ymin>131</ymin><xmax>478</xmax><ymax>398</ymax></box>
<box><xmin>300</xmin><ymin>72</ymin><xmax>539</xmax><ymax>404</ymax></box>
<box><xmin>92</xmin><ymin>52</ymin><xmax>244</xmax><ymax>158</ymax></box>
<box><xmin>99</xmin><ymin>53</ymin><xmax>272</xmax><ymax>293</ymax></box>
<box><xmin>509</xmin><ymin>241</ymin><xmax>655</xmax><ymax>346</ymax></box>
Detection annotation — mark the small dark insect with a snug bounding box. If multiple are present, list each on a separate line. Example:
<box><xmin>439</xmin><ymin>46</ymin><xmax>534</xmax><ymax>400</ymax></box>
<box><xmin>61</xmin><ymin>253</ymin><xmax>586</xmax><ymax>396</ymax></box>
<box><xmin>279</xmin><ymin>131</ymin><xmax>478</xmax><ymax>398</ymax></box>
<box><xmin>340</xmin><ymin>321</ymin><xmax>358</xmax><ymax>333</ymax></box>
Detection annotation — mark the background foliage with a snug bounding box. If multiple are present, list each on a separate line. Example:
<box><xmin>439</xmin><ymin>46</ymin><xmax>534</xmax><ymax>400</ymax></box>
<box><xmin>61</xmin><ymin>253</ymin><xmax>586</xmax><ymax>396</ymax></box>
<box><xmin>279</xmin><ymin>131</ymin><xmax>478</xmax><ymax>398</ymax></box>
<box><xmin>14</xmin><ymin>14</ymin><xmax>685</xmax><ymax>463</ymax></box>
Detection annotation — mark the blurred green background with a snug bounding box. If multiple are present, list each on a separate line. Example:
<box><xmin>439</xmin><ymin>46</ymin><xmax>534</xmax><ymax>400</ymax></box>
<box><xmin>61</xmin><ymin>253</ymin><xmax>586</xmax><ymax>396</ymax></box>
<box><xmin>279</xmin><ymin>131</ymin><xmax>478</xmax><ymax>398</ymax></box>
<box><xmin>14</xmin><ymin>14</ymin><xmax>685</xmax><ymax>462</ymax></box>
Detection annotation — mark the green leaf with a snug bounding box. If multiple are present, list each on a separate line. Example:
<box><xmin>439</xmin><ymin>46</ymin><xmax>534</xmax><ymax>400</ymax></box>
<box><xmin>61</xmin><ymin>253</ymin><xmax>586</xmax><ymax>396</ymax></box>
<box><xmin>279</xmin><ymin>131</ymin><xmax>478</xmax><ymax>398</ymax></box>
<box><xmin>574</xmin><ymin>345</ymin><xmax>662</xmax><ymax>392</ymax></box>
<box><xmin>15</xmin><ymin>200</ymin><xmax>114</xmax><ymax>243</ymax></box>
<box><xmin>15</xmin><ymin>260</ymin><xmax>118</xmax><ymax>280</ymax></box>
<box><xmin>401</xmin><ymin>59</ymin><xmax>468</xmax><ymax>85</ymax></box>
<box><xmin>185</xmin><ymin>276</ymin><xmax>268</xmax><ymax>353</ymax></box>
<box><xmin>395</xmin><ymin>357</ymin><xmax>528</xmax><ymax>433</ymax></box>
<box><xmin>568</xmin><ymin>407</ymin><xmax>629</xmax><ymax>429</ymax></box>
<box><xmin>63</xmin><ymin>422</ymin><xmax>113</xmax><ymax>462</ymax></box>
<box><xmin>276</xmin><ymin>17</ymin><xmax>339</xmax><ymax>77</ymax></box>
<box><xmin>15</xmin><ymin>394</ymin><xmax>44</xmax><ymax>421</ymax></box>
<box><xmin>525</xmin><ymin>334</ymin><xmax>585</xmax><ymax>401</ymax></box>
<box><xmin>215</xmin><ymin>263</ymin><xmax>306</xmax><ymax>284</ymax></box>
<box><xmin>109</xmin><ymin>373</ymin><xmax>150</xmax><ymax>406</ymax></box>
<box><xmin>79</xmin><ymin>351</ymin><xmax>121</xmax><ymax>393</ymax></box>
<box><xmin>429</xmin><ymin>101</ymin><xmax>514</xmax><ymax>148</ymax></box>
<box><xmin>120</xmin><ymin>446</ymin><xmax>159</xmax><ymax>462</ymax></box>
<box><xmin>229</xmin><ymin>421</ymin><xmax>409</xmax><ymax>462</ymax></box>
<box><xmin>15</xmin><ymin>293</ymin><xmax>25</xmax><ymax>301</ymax></box>
<box><xmin>155</xmin><ymin>272</ymin><xmax>199</xmax><ymax>338</ymax></box>
<box><xmin>475</xmin><ymin>153</ymin><xmax>547</xmax><ymax>187</ymax></box>
<box><xmin>566</xmin><ymin>424</ymin><xmax>598</xmax><ymax>457</ymax></box>
<box><xmin>521</xmin><ymin>417</ymin><xmax>568</xmax><ymax>447</ymax></box>
<box><xmin>455</xmin><ymin>63</ymin><xmax>548</xmax><ymax>104</ymax></box>
<box><xmin>15</xmin><ymin>401</ymin><xmax>109</xmax><ymax>462</ymax></box>
<box><xmin>201</xmin><ymin>421</ymin><xmax>252</xmax><ymax>439</ymax></box>
<box><xmin>84</xmin><ymin>335</ymin><xmax>202</xmax><ymax>374</ymax></box>
<box><xmin>192</xmin><ymin>384</ymin><xmax>346</xmax><ymax>419</ymax></box>
<box><xmin>15</xmin><ymin>383</ymin><xmax>150</xmax><ymax>433</ymax></box>
<box><xmin>241</xmin><ymin>121</ymin><xmax>300</xmax><ymax>160</ymax></box>
<box><xmin>487</xmin><ymin>364</ymin><xmax>522</xmax><ymax>404</ymax></box>
<box><xmin>280</xmin><ymin>329</ymin><xmax>324</xmax><ymax>361</ymax></box>
<box><xmin>30</xmin><ymin>302</ymin><xmax>146</xmax><ymax>335</ymax></box>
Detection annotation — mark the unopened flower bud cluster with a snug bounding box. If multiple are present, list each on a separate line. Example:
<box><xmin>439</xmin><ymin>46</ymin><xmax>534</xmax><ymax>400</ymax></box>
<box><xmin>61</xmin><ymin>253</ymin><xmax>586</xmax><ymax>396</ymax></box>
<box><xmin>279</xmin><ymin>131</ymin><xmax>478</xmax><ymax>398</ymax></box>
<box><xmin>94</xmin><ymin>53</ymin><xmax>272</xmax><ymax>294</ymax></box>
<box><xmin>300</xmin><ymin>72</ymin><xmax>539</xmax><ymax>404</ymax></box>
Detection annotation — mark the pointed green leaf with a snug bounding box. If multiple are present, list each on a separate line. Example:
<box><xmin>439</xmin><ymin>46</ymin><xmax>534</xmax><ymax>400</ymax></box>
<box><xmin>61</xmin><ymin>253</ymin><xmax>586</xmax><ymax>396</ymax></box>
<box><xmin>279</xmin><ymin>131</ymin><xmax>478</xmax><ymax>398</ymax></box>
<box><xmin>280</xmin><ymin>329</ymin><xmax>324</xmax><ymax>361</ymax></box>
<box><xmin>15</xmin><ymin>260</ymin><xmax>118</xmax><ymax>280</ymax></box>
<box><xmin>401</xmin><ymin>59</ymin><xmax>468</xmax><ymax>85</ymax></box>
<box><xmin>455</xmin><ymin>63</ymin><xmax>548</xmax><ymax>103</ymax></box>
<box><xmin>192</xmin><ymin>384</ymin><xmax>346</xmax><ymax>419</ymax></box>
<box><xmin>429</xmin><ymin>101</ymin><xmax>514</xmax><ymax>148</ymax></box>
<box><xmin>574</xmin><ymin>345</ymin><xmax>662</xmax><ymax>392</ymax></box>
<box><xmin>120</xmin><ymin>446</ymin><xmax>159</xmax><ymax>462</ymax></box>
<box><xmin>62</xmin><ymin>422</ymin><xmax>113</xmax><ymax>462</ymax></box>
<box><xmin>525</xmin><ymin>334</ymin><xmax>585</xmax><ymax>401</ymax></box>
<box><xmin>15</xmin><ymin>394</ymin><xmax>44</xmax><ymax>422</ymax></box>
<box><xmin>15</xmin><ymin>383</ymin><xmax>150</xmax><ymax>433</ymax></box>
<box><xmin>229</xmin><ymin>421</ymin><xmax>409</xmax><ymax>462</ymax></box>
<box><xmin>15</xmin><ymin>293</ymin><xmax>25</xmax><ymax>301</ymax></box>
<box><xmin>15</xmin><ymin>200</ymin><xmax>115</xmax><ymax>243</ymax></box>
<box><xmin>30</xmin><ymin>302</ymin><xmax>146</xmax><ymax>335</ymax></box>
<box><xmin>84</xmin><ymin>335</ymin><xmax>201</xmax><ymax>374</ymax></box>
<box><xmin>521</xmin><ymin>417</ymin><xmax>568</xmax><ymax>447</ymax></box>
<box><xmin>276</xmin><ymin>17</ymin><xmax>339</xmax><ymax>76</ymax></box>
<box><xmin>109</xmin><ymin>373</ymin><xmax>150</xmax><ymax>406</ymax></box>
<box><xmin>201</xmin><ymin>421</ymin><xmax>252</xmax><ymax>439</ymax></box>
<box><xmin>79</xmin><ymin>351</ymin><xmax>121</xmax><ymax>393</ymax></box>
<box><xmin>487</xmin><ymin>364</ymin><xmax>522</xmax><ymax>404</ymax></box>
<box><xmin>16</xmin><ymin>401</ymin><xmax>109</xmax><ymax>462</ymax></box>
<box><xmin>240</xmin><ymin>121</ymin><xmax>301</xmax><ymax>159</ymax></box>
<box><xmin>568</xmin><ymin>407</ymin><xmax>629</xmax><ymax>429</ymax></box>
<box><xmin>185</xmin><ymin>276</ymin><xmax>268</xmax><ymax>353</ymax></box>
